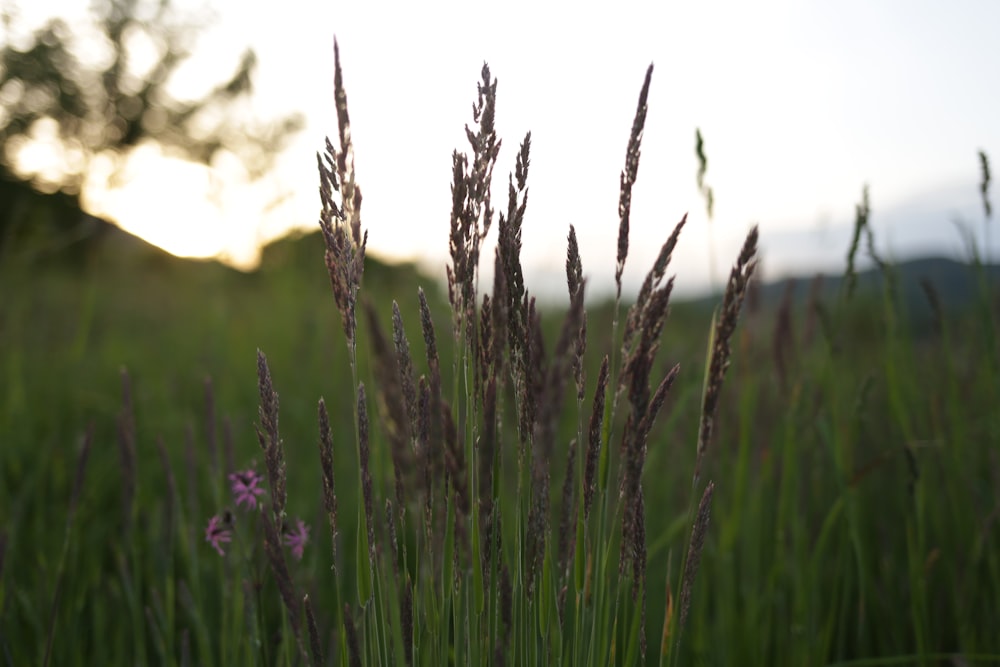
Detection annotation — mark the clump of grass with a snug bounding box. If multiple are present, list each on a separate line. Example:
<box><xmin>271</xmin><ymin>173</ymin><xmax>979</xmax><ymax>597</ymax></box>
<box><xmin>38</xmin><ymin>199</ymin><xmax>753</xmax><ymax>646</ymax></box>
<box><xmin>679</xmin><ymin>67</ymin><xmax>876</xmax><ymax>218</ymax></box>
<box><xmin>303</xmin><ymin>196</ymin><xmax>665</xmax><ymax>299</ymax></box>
<box><xmin>241</xmin><ymin>43</ymin><xmax>758</xmax><ymax>665</ymax></box>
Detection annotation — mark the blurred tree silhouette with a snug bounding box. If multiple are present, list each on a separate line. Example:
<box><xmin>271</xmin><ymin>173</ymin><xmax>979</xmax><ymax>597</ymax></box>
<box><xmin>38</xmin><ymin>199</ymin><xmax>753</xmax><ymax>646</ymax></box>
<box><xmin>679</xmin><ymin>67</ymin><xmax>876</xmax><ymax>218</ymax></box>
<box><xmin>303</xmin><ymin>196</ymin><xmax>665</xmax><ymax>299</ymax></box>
<box><xmin>0</xmin><ymin>0</ymin><xmax>303</xmax><ymax>254</ymax></box>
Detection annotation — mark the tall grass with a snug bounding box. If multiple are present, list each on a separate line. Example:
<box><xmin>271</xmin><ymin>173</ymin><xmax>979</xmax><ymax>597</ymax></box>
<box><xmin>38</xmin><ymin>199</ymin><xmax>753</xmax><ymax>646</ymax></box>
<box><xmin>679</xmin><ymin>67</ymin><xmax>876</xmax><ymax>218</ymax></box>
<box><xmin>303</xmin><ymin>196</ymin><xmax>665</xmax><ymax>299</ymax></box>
<box><xmin>239</xmin><ymin>45</ymin><xmax>752</xmax><ymax>665</ymax></box>
<box><xmin>0</xmin><ymin>42</ymin><xmax>999</xmax><ymax>666</ymax></box>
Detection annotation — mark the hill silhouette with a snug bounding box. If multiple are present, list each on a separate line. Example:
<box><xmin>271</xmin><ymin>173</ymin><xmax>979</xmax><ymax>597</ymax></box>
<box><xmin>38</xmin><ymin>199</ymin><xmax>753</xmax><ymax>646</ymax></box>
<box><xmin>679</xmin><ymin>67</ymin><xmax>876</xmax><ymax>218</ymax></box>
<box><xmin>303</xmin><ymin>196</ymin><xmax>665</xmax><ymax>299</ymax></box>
<box><xmin>3</xmin><ymin>183</ymin><xmax>997</xmax><ymax>323</ymax></box>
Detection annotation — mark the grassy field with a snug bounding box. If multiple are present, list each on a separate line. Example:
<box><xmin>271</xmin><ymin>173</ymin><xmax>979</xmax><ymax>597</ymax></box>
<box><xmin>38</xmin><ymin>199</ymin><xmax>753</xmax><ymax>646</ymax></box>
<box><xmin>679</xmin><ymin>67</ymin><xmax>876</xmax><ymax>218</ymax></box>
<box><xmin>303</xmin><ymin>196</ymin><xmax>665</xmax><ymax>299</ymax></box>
<box><xmin>2</xmin><ymin>54</ymin><xmax>999</xmax><ymax>666</ymax></box>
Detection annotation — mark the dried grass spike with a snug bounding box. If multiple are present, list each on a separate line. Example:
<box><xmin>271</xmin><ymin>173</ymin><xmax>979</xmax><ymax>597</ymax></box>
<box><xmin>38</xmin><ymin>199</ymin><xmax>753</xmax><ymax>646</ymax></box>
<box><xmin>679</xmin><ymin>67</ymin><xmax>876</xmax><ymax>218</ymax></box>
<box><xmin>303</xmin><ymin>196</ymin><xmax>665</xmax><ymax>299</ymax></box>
<box><xmin>402</xmin><ymin>577</ymin><xmax>414</xmax><ymax>666</ymax></box>
<box><xmin>979</xmin><ymin>149</ymin><xmax>992</xmax><ymax>220</ymax></box>
<box><xmin>317</xmin><ymin>398</ymin><xmax>339</xmax><ymax>571</ymax></box>
<box><xmin>615</xmin><ymin>63</ymin><xmax>654</xmax><ymax>299</ymax></box>
<box><xmin>392</xmin><ymin>300</ymin><xmax>419</xmax><ymax>440</ymax></box>
<box><xmin>319</xmin><ymin>39</ymin><xmax>366</xmax><ymax>351</ymax></box>
<box><xmin>261</xmin><ymin>511</ymin><xmax>304</xmax><ymax>654</ymax></box>
<box><xmin>557</xmin><ymin>438</ymin><xmax>578</xmax><ymax>581</ymax></box>
<box><xmin>624</xmin><ymin>214</ymin><xmax>687</xmax><ymax>353</ymax></box>
<box><xmin>303</xmin><ymin>594</ymin><xmax>323</xmax><ymax>667</ymax></box>
<box><xmin>256</xmin><ymin>349</ymin><xmax>287</xmax><ymax>527</ymax></box>
<box><xmin>357</xmin><ymin>382</ymin><xmax>375</xmax><ymax>565</ymax></box>
<box><xmin>678</xmin><ymin>482</ymin><xmax>715</xmax><ymax>642</ymax></box>
<box><xmin>385</xmin><ymin>498</ymin><xmax>400</xmax><ymax>577</ymax></box>
<box><xmin>364</xmin><ymin>300</ymin><xmax>411</xmax><ymax>512</ymax></box>
<box><xmin>566</xmin><ymin>225</ymin><xmax>583</xmax><ymax>300</ymax></box>
<box><xmin>343</xmin><ymin>604</ymin><xmax>362</xmax><ymax>667</ymax></box>
<box><xmin>694</xmin><ymin>226</ymin><xmax>758</xmax><ymax>485</ymax></box>
<box><xmin>844</xmin><ymin>185</ymin><xmax>869</xmax><ymax>300</ymax></box>
<box><xmin>584</xmin><ymin>356</ymin><xmax>610</xmax><ymax>518</ymax></box>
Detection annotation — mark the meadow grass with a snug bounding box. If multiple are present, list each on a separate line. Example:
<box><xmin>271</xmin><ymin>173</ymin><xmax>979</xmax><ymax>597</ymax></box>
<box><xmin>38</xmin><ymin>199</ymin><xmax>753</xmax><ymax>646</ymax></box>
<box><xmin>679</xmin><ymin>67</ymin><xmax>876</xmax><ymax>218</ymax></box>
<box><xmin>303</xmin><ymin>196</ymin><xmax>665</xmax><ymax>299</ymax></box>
<box><xmin>1</xmin><ymin>44</ymin><xmax>999</xmax><ymax>666</ymax></box>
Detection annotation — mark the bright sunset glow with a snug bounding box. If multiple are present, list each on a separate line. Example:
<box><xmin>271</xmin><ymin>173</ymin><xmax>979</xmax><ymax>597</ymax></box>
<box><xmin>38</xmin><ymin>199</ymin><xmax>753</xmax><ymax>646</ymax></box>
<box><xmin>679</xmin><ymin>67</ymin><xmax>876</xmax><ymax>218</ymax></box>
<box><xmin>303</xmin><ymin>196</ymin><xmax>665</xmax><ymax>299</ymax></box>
<box><xmin>26</xmin><ymin>0</ymin><xmax>1000</xmax><ymax>295</ymax></box>
<box><xmin>83</xmin><ymin>145</ymin><xmax>273</xmax><ymax>269</ymax></box>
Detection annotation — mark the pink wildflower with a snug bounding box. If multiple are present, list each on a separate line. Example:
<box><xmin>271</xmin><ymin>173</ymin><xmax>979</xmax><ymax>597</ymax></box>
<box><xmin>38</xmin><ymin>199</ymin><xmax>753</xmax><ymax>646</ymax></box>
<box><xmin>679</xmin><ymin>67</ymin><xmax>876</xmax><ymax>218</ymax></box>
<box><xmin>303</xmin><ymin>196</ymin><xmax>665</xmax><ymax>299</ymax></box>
<box><xmin>283</xmin><ymin>518</ymin><xmax>310</xmax><ymax>560</ymax></box>
<box><xmin>228</xmin><ymin>468</ymin><xmax>266</xmax><ymax>510</ymax></box>
<box><xmin>205</xmin><ymin>513</ymin><xmax>233</xmax><ymax>556</ymax></box>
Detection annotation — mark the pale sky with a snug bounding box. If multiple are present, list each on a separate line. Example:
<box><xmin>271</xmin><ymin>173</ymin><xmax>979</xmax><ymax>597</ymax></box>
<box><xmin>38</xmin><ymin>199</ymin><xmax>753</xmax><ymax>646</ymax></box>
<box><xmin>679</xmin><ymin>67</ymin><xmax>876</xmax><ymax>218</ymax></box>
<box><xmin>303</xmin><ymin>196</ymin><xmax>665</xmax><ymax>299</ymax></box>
<box><xmin>24</xmin><ymin>0</ymin><xmax>1000</xmax><ymax>298</ymax></box>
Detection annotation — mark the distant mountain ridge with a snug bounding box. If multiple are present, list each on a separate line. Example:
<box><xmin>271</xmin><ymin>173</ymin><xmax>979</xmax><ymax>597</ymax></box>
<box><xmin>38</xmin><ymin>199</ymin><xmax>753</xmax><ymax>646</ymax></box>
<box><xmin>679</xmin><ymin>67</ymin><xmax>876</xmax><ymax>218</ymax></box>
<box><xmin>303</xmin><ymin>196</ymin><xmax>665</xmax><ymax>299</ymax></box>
<box><xmin>4</xmin><ymin>184</ymin><xmax>997</xmax><ymax>318</ymax></box>
<box><xmin>736</xmin><ymin>256</ymin><xmax>1000</xmax><ymax>314</ymax></box>
<box><xmin>1</xmin><ymin>178</ymin><xmax>176</xmax><ymax>268</ymax></box>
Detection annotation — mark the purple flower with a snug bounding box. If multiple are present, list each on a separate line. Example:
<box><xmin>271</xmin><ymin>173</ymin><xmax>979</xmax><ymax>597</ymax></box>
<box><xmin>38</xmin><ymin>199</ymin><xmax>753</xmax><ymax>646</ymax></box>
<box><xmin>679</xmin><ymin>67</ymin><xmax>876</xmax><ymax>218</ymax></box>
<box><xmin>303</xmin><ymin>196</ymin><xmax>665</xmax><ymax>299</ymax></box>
<box><xmin>205</xmin><ymin>513</ymin><xmax>233</xmax><ymax>556</ymax></box>
<box><xmin>228</xmin><ymin>468</ymin><xmax>266</xmax><ymax>510</ymax></box>
<box><xmin>283</xmin><ymin>518</ymin><xmax>310</xmax><ymax>560</ymax></box>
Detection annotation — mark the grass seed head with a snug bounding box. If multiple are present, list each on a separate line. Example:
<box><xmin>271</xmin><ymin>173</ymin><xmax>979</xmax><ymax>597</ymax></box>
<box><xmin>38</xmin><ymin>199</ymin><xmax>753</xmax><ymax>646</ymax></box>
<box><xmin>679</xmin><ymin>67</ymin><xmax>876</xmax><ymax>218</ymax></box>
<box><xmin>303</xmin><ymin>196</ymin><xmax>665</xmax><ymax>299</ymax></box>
<box><xmin>979</xmin><ymin>149</ymin><xmax>992</xmax><ymax>219</ymax></box>
<box><xmin>391</xmin><ymin>300</ymin><xmax>419</xmax><ymax>440</ymax></box>
<box><xmin>357</xmin><ymin>382</ymin><xmax>375</xmax><ymax>565</ymax></box>
<box><xmin>261</xmin><ymin>510</ymin><xmax>303</xmax><ymax>653</ymax></box>
<box><xmin>364</xmin><ymin>300</ymin><xmax>412</xmax><ymax>512</ymax></box>
<box><xmin>844</xmin><ymin>185</ymin><xmax>869</xmax><ymax>300</ymax></box>
<box><xmin>320</xmin><ymin>40</ymin><xmax>366</xmax><ymax>351</ymax></box>
<box><xmin>303</xmin><ymin>594</ymin><xmax>323</xmax><ymax>667</ymax></box>
<box><xmin>343</xmin><ymin>604</ymin><xmax>362</xmax><ymax>667</ymax></box>
<box><xmin>402</xmin><ymin>577</ymin><xmax>414</xmax><ymax>666</ymax></box>
<box><xmin>615</xmin><ymin>63</ymin><xmax>654</xmax><ymax>299</ymax></box>
<box><xmin>256</xmin><ymin>350</ymin><xmax>287</xmax><ymax>528</ymax></box>
<box><xmin>584</xmin><ymin>356</ymin><xmax>610</xmax><ymax>518</ymax></box>
<box><xmin>678</xmin><ymin>481</ymin><xmax>715</xmax><ymax>642</ymax></box>
<box><xmin>624</xmin><ymin>214</ymin><xmax>686</xmax><ymax>355</ymax></box>
<box><xmin>694</xmin><ymin>225</ymin><xmax>759</xmax><ymax>485</ymax></box>
<box><xmin>557</xmin><ymin>438</ymin><xmax>578</xmax><ymax>583</ymax></box>
<box><xmin>317</xmin><ymin>398</ymin><xmax>339</xmax><ymax>570</ymax></box>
